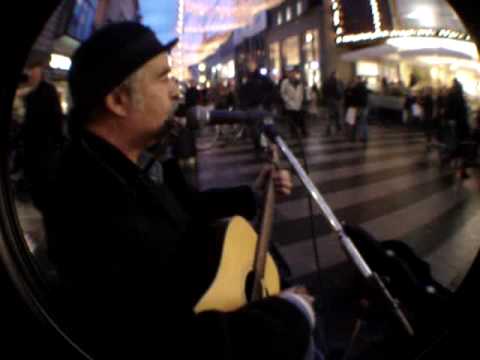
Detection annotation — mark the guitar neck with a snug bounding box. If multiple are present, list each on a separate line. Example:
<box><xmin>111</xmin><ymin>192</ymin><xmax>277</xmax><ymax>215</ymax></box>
<box><xmin>251</xmin><ymin>166</ymin><xmax>276</xmax><ymax>301</ymax></box>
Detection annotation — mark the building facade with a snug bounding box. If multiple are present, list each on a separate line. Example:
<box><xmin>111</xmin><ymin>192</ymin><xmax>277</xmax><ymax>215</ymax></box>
<box><xmin>265</xmin><ymin>0</ymin><xmax>327</xmax><ymax>86</ymax></box>
<box><xmin>331</xmin><ymin>0</ymin><xmax>479</xmax><ymax>97</ymax></box>
<box><xmin>194</xmin><ymin>0</ymin><xmax>329</xmax><ymax>88</ymax></box>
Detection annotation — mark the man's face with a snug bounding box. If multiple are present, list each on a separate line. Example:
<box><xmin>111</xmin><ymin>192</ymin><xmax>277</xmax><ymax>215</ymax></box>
<box><xmin>25</xmin><ymin>65</ymin><xmax>43</xmax><ymax>87</ymax></box>
<box><xmin>126</xmin><ymin>53</ymin><xmax>179</xmax><ymax>145</ymax></box>
<box><xmin>247</xmin><ymin>60</ymin><xmax>257</xmax><ymax>73</ymax></box>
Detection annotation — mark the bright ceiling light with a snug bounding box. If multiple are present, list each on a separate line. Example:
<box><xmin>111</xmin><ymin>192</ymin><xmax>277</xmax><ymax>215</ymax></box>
<box><xmin>418</xmin><ymin>56</ymin><xmax>480</xmax><ymax>73</ymax></box>
<box><xmin>387</xmin><ymin>37</ymin><xmax>479</xmax><ymax>60</ymax></box>
<box><xmin>406</xmin><ymin>6</ymin><xmax>436</xmax><ymax>28</ymax></box>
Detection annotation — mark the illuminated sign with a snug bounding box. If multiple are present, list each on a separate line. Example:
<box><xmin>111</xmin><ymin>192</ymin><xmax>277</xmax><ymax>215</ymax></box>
<box><xmin>331</xmin><ymin>0</ymin><xmax>471</xmax><ymax>45</ymax></box>
<box><xmin>49</xmin><ymin>54</ymin><xmax>72</xmax><ymax>71</ymax></box>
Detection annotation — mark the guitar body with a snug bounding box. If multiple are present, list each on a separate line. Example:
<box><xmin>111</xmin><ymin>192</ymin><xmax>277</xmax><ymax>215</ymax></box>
<box><xmin>194</xmin><ymin>216</ymin><xmax>281</xmax><ymax>313</ymax></box>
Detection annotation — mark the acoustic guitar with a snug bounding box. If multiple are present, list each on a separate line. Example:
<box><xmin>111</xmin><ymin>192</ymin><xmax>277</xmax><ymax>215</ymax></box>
<box><xmin>194</xmin><ymin>147</ymin><xmax>281</xmax><ymax>313</ymax></box>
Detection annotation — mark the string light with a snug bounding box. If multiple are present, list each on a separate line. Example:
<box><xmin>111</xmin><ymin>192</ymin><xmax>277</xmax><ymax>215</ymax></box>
<box><xmin>331</xmin><ymin>0</ymin><xmax>342</xmax><ymax>30</ymax></box>
<box><xmin>183</xmin><ymin>22</ymin><xmax>250</xmax><ymax>33</ymax></box>
<box><xmin>173</xmin><ymin>0</ymin><xmax>285</xmax><ymax>74</ymax></box>
<box><xmin>184</xmin><ymin>0</ymin><xmax>283</xmax><ymax>17</ymax></box>
<box><xmin>330</xmin><ymin>0</ymin><xmax>472</xmax><ymax>47</ymax></box>
<box><xmin>175</xmin><ymin>0</ymin><xmax>186</xmax><ymax>80</ymax></box>
<box><xmin>333</xmin><ymin>10</ymin><xmax>341</xmax><ymax>27</ymax></box>
<box><xmin>337</xmin><ymin>28</ymin><xmax>471</xmax><ymax>44</ymax></box>
<box><xmin>370</xmin><ymin>0</ymin><xmax>381</xmax><ymax>33</ymax></box>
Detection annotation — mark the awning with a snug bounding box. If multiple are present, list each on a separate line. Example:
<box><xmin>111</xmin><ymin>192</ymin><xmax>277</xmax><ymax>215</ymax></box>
<box><xmin>341</xmin><ymin>37</ymin><xmax>479</xmax><ymax>62</ymax></box>
<box><xmin>341</xmin><ymin>45</ymin><xmax>397</xmax><ymax>62</ymax></box>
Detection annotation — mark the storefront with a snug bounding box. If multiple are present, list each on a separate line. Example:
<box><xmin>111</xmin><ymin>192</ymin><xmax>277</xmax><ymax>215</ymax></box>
<box><xmin>209</xmin><ymin>59</ymin><xmax>236</xmax><ymax>85</ymax></box>
<box><xmin>341</xmin><ymin>36</ymin><xmax>479</xmax><ymax>96</ymax></box>
<box><xmin>333</xmin><ymin>0</ymin><xmax>480</xmax><ymax>99</ymax></box>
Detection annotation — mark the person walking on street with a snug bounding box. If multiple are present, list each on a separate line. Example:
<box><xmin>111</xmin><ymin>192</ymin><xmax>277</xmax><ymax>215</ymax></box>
<box><xmin>322</xmin><ymin>71</ymin><xmax>343</xmax><ymax>136</ymax></box>
<box><xmin>20</xmin><ymin>52</ymin><xmax>65</xmax><ymax>211</ymax></box>
<box><xmin>281</xmin><ymin>67</ymin><xmax>307</xmax><ymax>137</ymax></box>
<box><xmin>238</xmin><ymin>58</ymin><xmax>277</xmax><ymax>155</ymax></box>
<box><xmin>350</xmin><ymin>77</ymin><xmax>369</xmax><ymax>143</ymax></box>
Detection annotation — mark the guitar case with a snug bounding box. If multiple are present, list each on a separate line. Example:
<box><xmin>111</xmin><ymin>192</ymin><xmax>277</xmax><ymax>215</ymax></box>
<box><xmin>343</xmin><ymin>224</ymin><xmax>452</xmax><ymax>340</ymax></box>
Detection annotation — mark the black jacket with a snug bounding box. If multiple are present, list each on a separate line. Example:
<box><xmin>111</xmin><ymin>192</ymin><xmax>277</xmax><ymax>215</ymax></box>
<box><xmin>350</xmin><ymin>82</ymin><xmax>369</xmax><ymax>108</ymax></box>
<box><xmin>23</xmin><ymin>80</ymin><xmax>64</xmax><ymax>209</ymax></box>
<box><xmin>322</xmin><ymin>77</ymin><xmax>342</xmax><ymax>100</ymax></box>
<box><xmin>445</xmin><ymin>89</ymin><xmax>470</xmax><ymax>141</ymax></box>
<box><xmin>238</xmin><ymin>70</ymin><xmax>276</xmax><ymax>110</ymax></box>
<box><xmin>23</xmin><ymin>80</ymin><xmax>64</xmax><ymax>154</ymax></box>
<box><xmin>45</xmin><ymin>131</ymin><xmax>310</xmax><ymax>359</ymax></box>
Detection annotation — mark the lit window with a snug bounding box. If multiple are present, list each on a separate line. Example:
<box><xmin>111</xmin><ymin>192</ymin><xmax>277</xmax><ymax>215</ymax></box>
<box><xmin>297</xmin><ymin>1</ymin><xmax>303</xmax><ymax>16</ymax></box>
<box><xmin>305</xmin><ymin>32</ymin><xmax>313</xmax><ymax>43</ymax></box>
<box><xmin>286</xmin><ymin>6</ymin><xmax>292</xmax><ymax>22</ymax></box>
<box><xmin>277</xmin><ymin>12</ymin><xmax>283</xmax><ymax>25</ymax></box>
<box><xmin>356</xmin><ymin>61</ymin><xmax>379</xmax><ymax>77</ymax></box>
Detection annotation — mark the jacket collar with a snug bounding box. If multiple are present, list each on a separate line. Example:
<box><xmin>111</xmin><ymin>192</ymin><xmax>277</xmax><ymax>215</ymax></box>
<box><xmin>80</xmin><ymin>130</ymin><xmax>144</xmax><ymax>186</ymax></box>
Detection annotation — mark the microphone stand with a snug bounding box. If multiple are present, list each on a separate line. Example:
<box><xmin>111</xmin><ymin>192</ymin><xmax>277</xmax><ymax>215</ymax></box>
<box><xmin>262</xmin><ymin>122</ymin><xmax>415</xmax><ymax>337</ymax></box>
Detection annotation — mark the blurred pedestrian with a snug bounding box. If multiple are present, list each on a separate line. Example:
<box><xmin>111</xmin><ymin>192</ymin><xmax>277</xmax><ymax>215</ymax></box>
<box><xmin>322</xmin><ymin>71</ymin><xmax>344</xmax><ymax>136</ymax></box>
<box><xmin>281</xmin><ymin>67</ymin><xmax>307</xmax><ymax>137</ymax></box>
<box><xmin>350</xmin><ymin>77</ymin><xmax>369</xmax><ymax>143</ymax></box>
<box><xmin>238</xmin><ymin>58</ymin><xmax>276</xmax><ymax>155</ymax></box>
<box><xmin>421</xmin><ymin>87</ymin><xmax>434</xmax><ymax>145</ymax></box>
<box><xmin>20</xmin><ymin>51</ymin><xmax>65</xmax><ymax>211</ymax></box>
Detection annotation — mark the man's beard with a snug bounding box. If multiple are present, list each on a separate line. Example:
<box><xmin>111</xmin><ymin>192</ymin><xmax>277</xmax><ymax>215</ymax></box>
<box><xmin>153</xmin><ymin>101</ymin><xmax>180</xmax><ymax>142</ymax></box>
<box><xmin>148</xmin><ymin>101</ymin><xmax>183</xmax><ymax>159</ymax></box>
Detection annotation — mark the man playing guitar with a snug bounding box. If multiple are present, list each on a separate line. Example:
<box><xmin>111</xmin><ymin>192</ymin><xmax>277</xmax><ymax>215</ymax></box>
<box><xmin>45</xmin><ymin>22</ymin><xmax>319</xmax><ymax>360</ymax></box>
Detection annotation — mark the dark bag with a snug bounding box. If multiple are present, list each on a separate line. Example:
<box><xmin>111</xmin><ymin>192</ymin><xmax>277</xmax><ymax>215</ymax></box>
<box><xmin>344</xmin><ymin>224</ymin><xmax>452</xmax><ymax>336</ymax></box>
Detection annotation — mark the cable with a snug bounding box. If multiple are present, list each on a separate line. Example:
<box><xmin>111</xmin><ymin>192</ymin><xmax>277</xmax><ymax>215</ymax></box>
<box><xmin>288</xmin><ymin>112</ymin><xmax>331</xmax><ymax>359</ymax></box>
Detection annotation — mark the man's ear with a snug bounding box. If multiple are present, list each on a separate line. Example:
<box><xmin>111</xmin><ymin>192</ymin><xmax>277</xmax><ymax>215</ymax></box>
<box><xmin>105</xmin><ymin>88</ymin><xmax>130</xmax><ymax>117</ymax></box>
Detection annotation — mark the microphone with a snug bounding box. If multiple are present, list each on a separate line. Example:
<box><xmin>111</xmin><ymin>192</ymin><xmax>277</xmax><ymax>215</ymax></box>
<box><xmin>187</xmin><ymin>106</ymin><xmax>276</xmax><ymax>128</ymax></box>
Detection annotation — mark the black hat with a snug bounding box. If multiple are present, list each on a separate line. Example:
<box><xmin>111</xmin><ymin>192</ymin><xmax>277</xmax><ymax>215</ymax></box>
<box><xmin>69</xmin><ymin>21</ymin><xmax>177</xmax><ymax>118</ymax></box>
